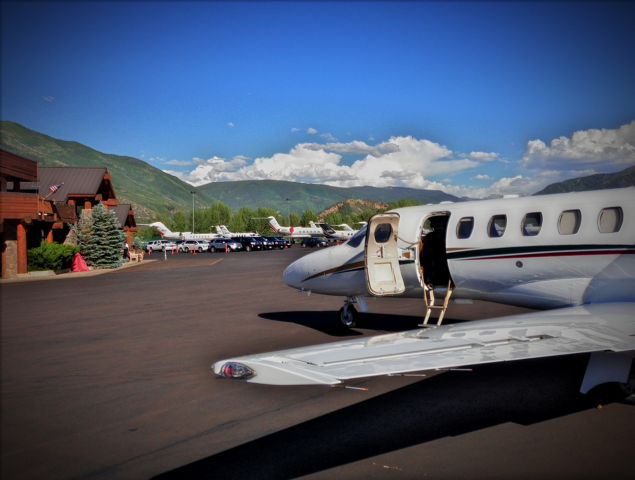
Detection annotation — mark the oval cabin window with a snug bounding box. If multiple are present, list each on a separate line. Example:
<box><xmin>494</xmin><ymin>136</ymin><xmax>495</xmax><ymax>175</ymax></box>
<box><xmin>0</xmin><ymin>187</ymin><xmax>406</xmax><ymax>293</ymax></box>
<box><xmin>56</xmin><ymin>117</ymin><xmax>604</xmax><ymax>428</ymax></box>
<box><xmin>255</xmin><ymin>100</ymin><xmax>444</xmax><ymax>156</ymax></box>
<box><xmin>488</xmin><ymin>215</ymin><xmax>507</xmax><ymax>238</ymax></box>
<box><xmin>374</xmin><ymin>223</ymin><xmax>393</xmax><ymax>243</ymax></box>
<box><xmin>456</xmin><ymin>217</ymin><xmax>474</xmax><ymax>239</ymax></box>
<box><xmin>598</xmin><ymin>207</ymin><xmax>623</xmax><ymax>233</ymax></box>
<box><xmin>522</xmin><ymin>212</ymin><xmax>542</xmax><ymax>236</ymax></box>
<box><xmin>558</xmin><ymin>209</ymin><xmax>581</xmax><ymax>235</ymax></box>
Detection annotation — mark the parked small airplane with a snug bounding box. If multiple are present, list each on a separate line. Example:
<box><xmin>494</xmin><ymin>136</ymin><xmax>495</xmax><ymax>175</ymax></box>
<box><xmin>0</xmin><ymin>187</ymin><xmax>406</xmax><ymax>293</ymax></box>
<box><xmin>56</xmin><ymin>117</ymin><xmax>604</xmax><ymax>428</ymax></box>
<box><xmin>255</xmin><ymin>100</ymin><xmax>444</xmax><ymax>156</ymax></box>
<box><xmin>265</xmin><ymin>216</ymin><xmax>325</xmax><ymax>238</ymax></box>
<box><xmin>215</xmin><ymin>225</ymin><xmax>258</xmax><ymax>237</ymax></box>
<box><xmin>139</xmin><ymin>222</ymin><xmax>220</xmax><ymax>241</ymax></box>
<box><xmin>214</xmin><ymin>187</ymin><xmax>635</xmax><ymax>392</ymax></box>
<box><xmin>317</xmin><ymin>222</ymin><xmax>359</xmax><ymax>241</ymax></box>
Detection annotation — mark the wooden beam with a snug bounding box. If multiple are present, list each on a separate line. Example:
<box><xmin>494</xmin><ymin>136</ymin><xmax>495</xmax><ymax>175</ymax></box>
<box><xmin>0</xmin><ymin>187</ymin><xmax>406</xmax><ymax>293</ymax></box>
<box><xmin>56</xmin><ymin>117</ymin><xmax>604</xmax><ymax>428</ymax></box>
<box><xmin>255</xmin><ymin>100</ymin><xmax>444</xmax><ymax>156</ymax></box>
<box><xmin>17</xmin><ymin>222</ymin><xmax>27</xmax><ymax>274</ymax></box>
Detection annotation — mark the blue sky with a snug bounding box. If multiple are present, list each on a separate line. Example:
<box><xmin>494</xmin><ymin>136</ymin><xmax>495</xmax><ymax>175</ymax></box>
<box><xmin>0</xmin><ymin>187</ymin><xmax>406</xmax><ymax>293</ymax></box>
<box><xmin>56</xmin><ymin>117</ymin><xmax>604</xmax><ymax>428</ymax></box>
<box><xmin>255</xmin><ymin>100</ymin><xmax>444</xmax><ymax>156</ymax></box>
<box><xmin>2</xmin><ymin>1</ymin><xmax>634</xmax><ymax>197</ymax></box>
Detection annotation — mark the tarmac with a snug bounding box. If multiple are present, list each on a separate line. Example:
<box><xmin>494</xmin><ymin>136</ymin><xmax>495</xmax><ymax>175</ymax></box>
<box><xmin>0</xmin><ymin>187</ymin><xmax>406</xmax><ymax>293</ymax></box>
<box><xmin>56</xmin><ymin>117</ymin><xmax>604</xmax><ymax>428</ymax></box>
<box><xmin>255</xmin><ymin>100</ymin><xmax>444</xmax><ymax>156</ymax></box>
<box><xmin>1</xmin><ymin>248</ymin><xmax>633</xmax><ymax>479</ymax></box>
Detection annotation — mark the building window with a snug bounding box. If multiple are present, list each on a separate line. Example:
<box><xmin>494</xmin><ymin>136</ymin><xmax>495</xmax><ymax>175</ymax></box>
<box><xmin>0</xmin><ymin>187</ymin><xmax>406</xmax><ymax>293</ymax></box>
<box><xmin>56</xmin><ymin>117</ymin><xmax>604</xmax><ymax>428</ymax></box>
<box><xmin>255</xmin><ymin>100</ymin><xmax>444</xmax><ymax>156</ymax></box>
<box><xmin>558</xmin><ymin>209</ymin><xmax>581</xmax><ymax>235</ymax></box>
<box><xmin>598</xmin><ymin>207</ymin><xmax>623</xmax><ymax>233</ymax></box>
<box><xmin>488</xmin><ymin>215</ymin><xmax>507</xmax><ymax>238</ymax></box>
<box><xmin>456</xmin><ymin>217</ymin><xmax>474</xmax><ymax>239</ymax></box>
<box><xmin>522</xmin><ymin>212</ymin><xmax>542</xmax><ymax>236</ymax></box>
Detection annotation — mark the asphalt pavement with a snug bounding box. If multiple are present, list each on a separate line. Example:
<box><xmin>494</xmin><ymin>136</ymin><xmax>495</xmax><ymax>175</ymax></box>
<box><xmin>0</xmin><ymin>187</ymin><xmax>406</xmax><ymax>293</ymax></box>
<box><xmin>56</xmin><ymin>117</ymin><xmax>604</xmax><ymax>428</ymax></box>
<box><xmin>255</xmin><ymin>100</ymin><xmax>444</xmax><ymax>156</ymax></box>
<box><xmin>1</xmin><ymin>247</ymin><xmax>632</xmax><ymax>479</ymax></box>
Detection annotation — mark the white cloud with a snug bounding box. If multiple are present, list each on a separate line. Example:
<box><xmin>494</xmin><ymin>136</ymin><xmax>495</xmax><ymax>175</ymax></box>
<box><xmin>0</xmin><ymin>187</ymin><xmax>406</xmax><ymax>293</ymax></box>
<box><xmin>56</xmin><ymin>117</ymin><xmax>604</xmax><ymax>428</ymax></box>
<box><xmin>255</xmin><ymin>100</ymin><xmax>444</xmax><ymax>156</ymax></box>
<box><xmin>42</xmin><ymin>96</ymin><xmax>55</xmax><ymax>103</ymax></box>
<box><xmin>164</xmin><ymin>122</ymin><xmax>633</xmax><ymax>197</ymax></box>
<box><xmin>170</xmin><ymin>136</ymin><xmax>481</xmax><ymax>190</ymax></box>
<box><xmin>521</xmin><ymin>120</ymin><xmax>635</xmax><ymax>171</ymax></box>
<box><xmin>303</xmin><ymin>140</ymin><xmax>399</xmax><ymax>157</ymax></box>
<box><xmin>468</xmin><ymin>151</ymin><xmax>499</xmax><ymax>162</ymax></box>
<box><xmin>164</xmin><ymin>159</ymin><xmax>195</xmax><ymax>167</ymax></box>
<box><xmin>320</xmin><ymin>132</ymin><xmax>338</xmax><ymax>142</ymax></box>
<box><xmin>227</xmin><ymin>122</ymin><xmax>235</xmax><ymax>128</ymax></box>
<box><xmin>165</xmin><ymin>155</ymin><xmax>249</xmax><ymax>186</ymax></box>
<box><xmin>290</xmin><ymin>127</ymin><xmax>300</xmax><ymax>133</ymax></box>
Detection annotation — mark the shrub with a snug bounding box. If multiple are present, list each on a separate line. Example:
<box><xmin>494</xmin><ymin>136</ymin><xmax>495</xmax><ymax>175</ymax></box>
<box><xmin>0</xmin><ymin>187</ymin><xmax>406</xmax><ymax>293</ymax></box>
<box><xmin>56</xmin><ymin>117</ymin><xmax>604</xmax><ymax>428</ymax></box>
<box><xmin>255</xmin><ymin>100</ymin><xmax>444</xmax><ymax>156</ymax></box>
<box><xmin>27</xmin><ymin>242</ymin><xmax>79</xmax><ymax>272</ymax></box>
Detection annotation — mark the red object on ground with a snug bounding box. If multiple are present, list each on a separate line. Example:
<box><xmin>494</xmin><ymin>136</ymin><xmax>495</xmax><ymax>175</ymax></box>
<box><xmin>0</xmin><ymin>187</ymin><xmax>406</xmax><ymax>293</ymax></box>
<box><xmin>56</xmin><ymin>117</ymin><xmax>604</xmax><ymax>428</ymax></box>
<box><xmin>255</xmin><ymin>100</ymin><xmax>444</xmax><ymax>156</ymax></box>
<box><xmin>71</xmin><ymin>252</ymin><xmax>90</xmax><ymax>272</ymax></box>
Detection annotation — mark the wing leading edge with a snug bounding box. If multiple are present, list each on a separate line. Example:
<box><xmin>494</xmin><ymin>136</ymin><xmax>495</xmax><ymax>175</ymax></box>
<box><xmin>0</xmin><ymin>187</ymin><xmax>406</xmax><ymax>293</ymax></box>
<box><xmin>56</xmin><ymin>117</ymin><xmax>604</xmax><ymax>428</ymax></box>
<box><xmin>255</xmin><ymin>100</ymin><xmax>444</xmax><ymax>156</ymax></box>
<box><xmin>212</xmin><ymin>303</ymin><xmax>635</xmax><ymax>386</ymax></box>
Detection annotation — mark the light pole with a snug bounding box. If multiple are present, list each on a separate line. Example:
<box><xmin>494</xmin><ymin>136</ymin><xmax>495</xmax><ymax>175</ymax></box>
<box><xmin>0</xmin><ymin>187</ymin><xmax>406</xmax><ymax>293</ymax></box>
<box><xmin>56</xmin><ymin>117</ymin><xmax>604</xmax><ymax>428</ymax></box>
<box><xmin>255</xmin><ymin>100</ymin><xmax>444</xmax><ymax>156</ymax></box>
<box><xmin>190</xmin><ymin>191</ymin><xmax>196</xmax><ymax>232</ymax></box>
<box><xmin>286</xmin><ymin>198</ymin><xmax>290</xmax><ymax>226</ymax></box>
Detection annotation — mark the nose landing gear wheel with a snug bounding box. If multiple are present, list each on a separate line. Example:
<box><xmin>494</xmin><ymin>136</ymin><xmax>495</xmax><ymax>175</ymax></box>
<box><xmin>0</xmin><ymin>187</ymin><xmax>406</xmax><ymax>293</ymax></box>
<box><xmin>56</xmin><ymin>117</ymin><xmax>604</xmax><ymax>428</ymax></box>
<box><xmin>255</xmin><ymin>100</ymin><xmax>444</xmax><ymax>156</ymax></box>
<box><xmin>339</xmin><ymin>304</ymin><xmax>358</xmax><ymax>328</ymax></box>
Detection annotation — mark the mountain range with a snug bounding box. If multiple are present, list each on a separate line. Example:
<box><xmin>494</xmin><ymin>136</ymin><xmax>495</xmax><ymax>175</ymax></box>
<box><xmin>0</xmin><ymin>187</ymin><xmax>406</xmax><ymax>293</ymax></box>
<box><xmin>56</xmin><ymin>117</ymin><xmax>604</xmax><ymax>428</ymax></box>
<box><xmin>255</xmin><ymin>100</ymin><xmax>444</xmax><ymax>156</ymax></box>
<box><xmin>1</xmin><ymin>121</ymin><xmax>633</xmax><ymax>221</ymax></box>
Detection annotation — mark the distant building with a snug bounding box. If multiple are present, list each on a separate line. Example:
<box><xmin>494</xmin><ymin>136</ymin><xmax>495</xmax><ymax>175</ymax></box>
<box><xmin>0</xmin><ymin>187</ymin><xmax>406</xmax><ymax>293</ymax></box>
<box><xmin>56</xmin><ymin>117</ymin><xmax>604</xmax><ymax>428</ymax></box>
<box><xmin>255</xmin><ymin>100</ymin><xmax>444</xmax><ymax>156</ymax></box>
<box><xmin>0</xmin><ymin>150</ymin><xmax>138</xmax><ymax>278</ymax></box>
<box><xmin>36</xmin><ymin>167</ymin><xmax>137</xmax><ymax>245</ymax></box>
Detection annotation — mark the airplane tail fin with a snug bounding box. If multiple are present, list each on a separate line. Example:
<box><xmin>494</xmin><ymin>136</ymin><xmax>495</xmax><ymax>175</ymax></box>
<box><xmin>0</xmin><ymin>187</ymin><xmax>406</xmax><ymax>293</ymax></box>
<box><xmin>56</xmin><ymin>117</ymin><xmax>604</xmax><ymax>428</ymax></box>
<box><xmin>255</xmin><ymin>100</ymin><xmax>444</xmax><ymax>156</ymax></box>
<box><xmin>147</xmin><ymin>222</ymin><xmax>173</xmax><ymax>237</ymax></box>
<box><xmin>267</xmin><ymin>216</ymin><xmax>282</xmax><ymax>232</ymax></box>
<box><xmin>318</xmin><ymin>223</ymin><xmax>337</xmax><ymax>239</ymax></box>
<box><xmin>219</xmin><ymin>225</ymin><xmax>232</xmax><ymax>236</ymax></box>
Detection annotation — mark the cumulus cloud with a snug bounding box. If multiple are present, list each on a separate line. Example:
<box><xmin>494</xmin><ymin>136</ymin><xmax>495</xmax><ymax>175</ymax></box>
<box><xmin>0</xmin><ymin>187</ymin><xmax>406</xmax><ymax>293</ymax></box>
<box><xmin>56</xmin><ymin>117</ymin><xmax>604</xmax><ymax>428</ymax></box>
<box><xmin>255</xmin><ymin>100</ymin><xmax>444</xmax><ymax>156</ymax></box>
<box><xmin>165</xmin><ymin>155</ymin><xmax>249</xmax><ymax>186</ymax></box>
<box><xmin>468</xmin><ymin>151</ymin><xmax>499</xmax><ymax>162</ymax></box>
<box><xmin>306</xmin><ymin>127</ymin><xmax>318</xmax><ymax>135</ymax></box>
<box><xmin>227</xmin><ymin>122</ymin><xmax>235</xmax><ymax>128</ymax></box>
<box><xmin>521</xmin><ymin>120</ymin><xmax>635</xmax><ymax>171</ymax></box>
<box><xmin>303</xmin><ymin>140</ymin><xmax>399</xmax><ymax>157</ymax></box>
<box><xmin>168</xmin><ymin>136</ymin><xmax>483</xmax><ymax>190</ymax></box>
<box><xmin>290</xmin><ymin>127</ymin><xmax>300</xmax><ymax>133</ymax></box>
<box><xmin>472</xmin><ymin>174</ymin><xmax>490</xmax><ymax>181</ymax></box>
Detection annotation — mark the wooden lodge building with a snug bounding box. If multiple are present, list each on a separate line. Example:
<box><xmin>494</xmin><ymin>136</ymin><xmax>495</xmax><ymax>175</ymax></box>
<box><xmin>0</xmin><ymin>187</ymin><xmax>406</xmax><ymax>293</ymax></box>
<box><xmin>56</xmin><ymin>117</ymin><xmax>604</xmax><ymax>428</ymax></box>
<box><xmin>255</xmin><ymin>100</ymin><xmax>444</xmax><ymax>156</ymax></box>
<box><xmin>0</xmin><ymin>150</ymin><xmax>138</xmax><ymax>278</ymax></box>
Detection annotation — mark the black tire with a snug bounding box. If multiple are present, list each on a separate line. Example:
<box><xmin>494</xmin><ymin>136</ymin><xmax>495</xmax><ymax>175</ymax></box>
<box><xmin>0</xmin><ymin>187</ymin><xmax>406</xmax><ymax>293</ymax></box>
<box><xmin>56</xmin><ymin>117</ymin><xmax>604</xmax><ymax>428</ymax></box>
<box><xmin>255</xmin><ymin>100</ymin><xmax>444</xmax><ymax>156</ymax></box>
<box><xmin>339</xmin><ymin>305</ymin><xmax>358</xmax><ymax>328</ymax></box>
<box><xmin>246</xmin><ymin>245</ymin><xmax>252</xmax><ymax>252</ymax></box>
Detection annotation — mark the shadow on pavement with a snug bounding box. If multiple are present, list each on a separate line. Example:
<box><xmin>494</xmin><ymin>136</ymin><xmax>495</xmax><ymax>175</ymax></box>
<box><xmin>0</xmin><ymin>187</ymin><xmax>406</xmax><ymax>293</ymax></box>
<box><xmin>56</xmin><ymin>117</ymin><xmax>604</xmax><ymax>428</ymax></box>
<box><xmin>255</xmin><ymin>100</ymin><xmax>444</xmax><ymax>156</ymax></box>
<box><xmin>259</xmin><ymin>310</ymin><xmax>434</xmax><ymax>336</ymax></box>
<box><xmin>154</xmin><ymin>354</ymin><xmax>622</xmax><ymax>480</ymax></box>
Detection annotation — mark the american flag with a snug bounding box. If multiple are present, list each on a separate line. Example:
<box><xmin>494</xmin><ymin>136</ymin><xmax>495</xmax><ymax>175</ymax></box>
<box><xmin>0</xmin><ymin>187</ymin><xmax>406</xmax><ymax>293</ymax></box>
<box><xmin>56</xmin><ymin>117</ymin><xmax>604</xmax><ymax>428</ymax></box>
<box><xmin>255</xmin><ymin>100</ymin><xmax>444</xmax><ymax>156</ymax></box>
<box><xmin>49</xmin><ymin>183</ymin><xmax>64</xmax><ymax>193</ymax></box>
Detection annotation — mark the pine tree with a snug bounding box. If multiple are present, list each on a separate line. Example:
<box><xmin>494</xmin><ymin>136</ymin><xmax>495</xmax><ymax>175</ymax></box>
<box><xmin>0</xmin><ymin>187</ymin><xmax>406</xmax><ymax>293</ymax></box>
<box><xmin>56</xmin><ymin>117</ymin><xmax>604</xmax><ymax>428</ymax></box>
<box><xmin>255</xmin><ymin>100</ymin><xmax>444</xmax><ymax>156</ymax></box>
<box><xmin>63</xmin><ymin>223</ymin><xmax>79</xmax><ymax>247</ymax></box>
<box><xmin>77</xmin><ymin>208</ymin><xmax>94</xmax><ymax>262</ymax></box>
<box><xmin>88</xmin><ymin>204</ymin><xmax>125</xmax><ymax>268</ymax></box>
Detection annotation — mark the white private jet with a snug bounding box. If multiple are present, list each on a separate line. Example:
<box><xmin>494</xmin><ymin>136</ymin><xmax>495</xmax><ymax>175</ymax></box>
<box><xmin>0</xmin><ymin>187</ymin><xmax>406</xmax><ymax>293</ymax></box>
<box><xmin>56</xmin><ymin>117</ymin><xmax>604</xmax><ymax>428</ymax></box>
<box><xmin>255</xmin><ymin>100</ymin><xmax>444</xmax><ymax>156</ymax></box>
<box><xmin>266</xmin><ymin>216</ymin><xmax>325</xmax><ymax>238</ymax></box>
<box><xmin>215</xmin><ymin>225</ymin><xmax>258</xmax><ymax>237</ymax></box>
<box><xmin>140</xmin><ymin>222</ymin><xmax>221</xmax><ymax>241</ymax></box>
<box><xmin>214</xmin><ymin>187</ymin><xmax>635</xmax><ymax>392</ymax></box>
<box><xmin>317</xmin><ymin>222</ymin><xmax>360</xmax><ymax>241</ymax></box>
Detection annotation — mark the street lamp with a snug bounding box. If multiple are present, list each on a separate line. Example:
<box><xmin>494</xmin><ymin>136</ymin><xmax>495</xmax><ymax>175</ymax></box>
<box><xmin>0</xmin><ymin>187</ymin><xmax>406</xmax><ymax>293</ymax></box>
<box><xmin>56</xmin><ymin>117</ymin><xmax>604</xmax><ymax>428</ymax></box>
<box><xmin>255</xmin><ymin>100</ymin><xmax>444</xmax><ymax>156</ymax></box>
<box><xmin>190</xmin><ymin>191</ymin><xmax>196</xmax><ymax>232</ymax></box>
<box><xmin>286</xmin><ymin>198</ymin><xmax>290</xmax><ymax>226</ymax></box>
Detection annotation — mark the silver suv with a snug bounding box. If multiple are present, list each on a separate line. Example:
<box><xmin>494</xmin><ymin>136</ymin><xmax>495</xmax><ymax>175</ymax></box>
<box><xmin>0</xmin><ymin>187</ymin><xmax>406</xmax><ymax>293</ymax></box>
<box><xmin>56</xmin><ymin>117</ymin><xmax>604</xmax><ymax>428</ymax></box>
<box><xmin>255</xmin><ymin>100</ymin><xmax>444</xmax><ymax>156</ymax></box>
<box><xmin>146</xmin><ymin>240</ymin><xmax>177</xmax><ymax>252</ymax></box>
<box><xmin>179</xmin><ymin>240</ymin><xmax>208</xmax><ymax>253</ymax></box>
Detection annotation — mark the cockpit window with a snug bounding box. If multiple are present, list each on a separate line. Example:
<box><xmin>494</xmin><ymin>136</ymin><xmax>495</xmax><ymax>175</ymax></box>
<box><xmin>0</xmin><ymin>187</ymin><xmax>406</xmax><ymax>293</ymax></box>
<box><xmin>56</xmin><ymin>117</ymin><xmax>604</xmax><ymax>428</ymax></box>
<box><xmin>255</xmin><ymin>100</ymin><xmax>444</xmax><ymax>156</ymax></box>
<box><xmin>374</xmin><ymin>223</ymin><xmax>393</xmax><ymax>243</ymax></box>
<box><xmin>346</xmin><ymin>225</ymin><xmax>367</xmax><ymax>248</ymax></box>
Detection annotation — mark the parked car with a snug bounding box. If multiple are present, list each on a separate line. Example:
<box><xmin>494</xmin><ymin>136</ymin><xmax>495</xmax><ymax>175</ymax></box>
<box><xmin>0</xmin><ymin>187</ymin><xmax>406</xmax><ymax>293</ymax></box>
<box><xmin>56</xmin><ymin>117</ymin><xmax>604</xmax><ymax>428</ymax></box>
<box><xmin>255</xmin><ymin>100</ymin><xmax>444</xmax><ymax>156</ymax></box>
<box><xmin>146</xmin><ymin>240</ymin><xmax>178</xmax><ymax>252</ymax></box>
<box><xmin>264</xmin><ymin>237</ymin><xmax>287</xmax><ymax>249</ymax></box>
<box><xmin>254</xmin><ymin>236</ymin><xmax>274</xmax><ymax>249</ymax></box>
<box><xmin>301</xmin><ymin>237</ymin><xmax>328</xmax><ymax>248</ymax></box>
<box><xmin>234</xmin><ymin>236</ymin><xmax>263</xmax><ymax>252</ymax></box>
<box><xmin>179</xmin><ymin>240</ymin><xmax>209</xmax><ymax>253</ymax></box>
<box><xmin>209</xmin><ymin>238</ymin><xmax>243</xmax><ymax>252</ymax></box>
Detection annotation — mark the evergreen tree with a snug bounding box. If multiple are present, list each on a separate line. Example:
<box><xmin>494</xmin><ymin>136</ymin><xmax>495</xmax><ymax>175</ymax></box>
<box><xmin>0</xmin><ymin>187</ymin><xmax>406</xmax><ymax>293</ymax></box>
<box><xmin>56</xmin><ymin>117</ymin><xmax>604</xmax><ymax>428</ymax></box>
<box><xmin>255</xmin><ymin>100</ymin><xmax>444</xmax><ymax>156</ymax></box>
<box><xmin>63</xmin><ymin>223</ymin><xmax>79</xmax><ymax>246</ymax></box>
<box><xmin>77</xmin><ymin>209</ymin><xmax>94</xmax><ymax>260</ymax></box>
<box><xmin>81</xmin><ymin>204</ymin><xmax>124</xmax><ymax>268</ymax></box>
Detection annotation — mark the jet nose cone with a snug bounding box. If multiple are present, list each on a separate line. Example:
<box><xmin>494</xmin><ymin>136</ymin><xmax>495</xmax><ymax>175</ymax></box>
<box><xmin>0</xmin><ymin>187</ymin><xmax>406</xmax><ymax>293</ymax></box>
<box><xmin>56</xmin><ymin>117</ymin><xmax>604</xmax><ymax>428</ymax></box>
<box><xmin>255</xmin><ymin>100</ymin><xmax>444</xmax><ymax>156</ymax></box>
<box><xmin>283</xmin><ymin>259</ymin><xmax>304</xmax><ymax>290</ymax></box>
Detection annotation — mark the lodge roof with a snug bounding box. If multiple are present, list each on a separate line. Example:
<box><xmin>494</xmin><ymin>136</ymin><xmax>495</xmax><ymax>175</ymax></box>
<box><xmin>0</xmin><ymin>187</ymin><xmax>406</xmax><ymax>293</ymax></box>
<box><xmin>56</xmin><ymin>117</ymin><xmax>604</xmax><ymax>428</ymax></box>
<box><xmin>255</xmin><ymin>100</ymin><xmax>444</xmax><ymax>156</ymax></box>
<box><xmin>36</xmin><ymin>167</ymin><xmax>115</xmax><ymax>201</ymax></box>
<box><xmin>111</xmin><ymin>203</ymin><xmax>136</xmax><ymax>229</ymax></box>
<box><xmin>0</xmin><ymin>150</ymin><xmax>38</xmax><ymax>182</ymax></box>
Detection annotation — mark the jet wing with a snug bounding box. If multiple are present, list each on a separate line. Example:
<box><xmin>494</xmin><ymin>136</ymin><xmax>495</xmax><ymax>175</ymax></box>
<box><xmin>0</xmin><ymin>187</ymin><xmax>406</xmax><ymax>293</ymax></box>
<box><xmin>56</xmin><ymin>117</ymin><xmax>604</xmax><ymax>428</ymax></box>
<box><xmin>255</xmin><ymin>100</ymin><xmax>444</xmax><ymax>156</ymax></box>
<box><xmin>212</xmin><ymin>303</ymin><xmax>635</xmax><ymax>386</ymax></box>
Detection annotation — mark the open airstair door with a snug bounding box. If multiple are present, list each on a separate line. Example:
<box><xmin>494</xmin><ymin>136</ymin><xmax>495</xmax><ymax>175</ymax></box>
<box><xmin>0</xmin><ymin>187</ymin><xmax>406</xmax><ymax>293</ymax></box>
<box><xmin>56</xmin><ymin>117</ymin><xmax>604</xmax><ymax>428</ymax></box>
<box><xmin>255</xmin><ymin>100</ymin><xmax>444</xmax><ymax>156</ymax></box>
<box><xmin>365</xmin><ymin>213</ymin><xmax>405</xmax><ymax>296</ymax></box>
